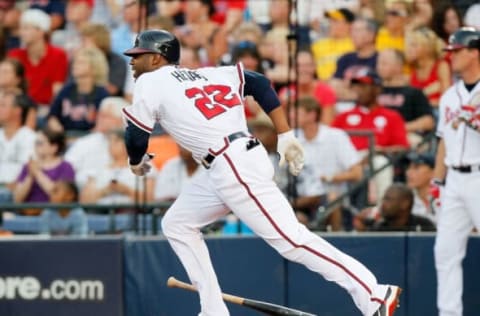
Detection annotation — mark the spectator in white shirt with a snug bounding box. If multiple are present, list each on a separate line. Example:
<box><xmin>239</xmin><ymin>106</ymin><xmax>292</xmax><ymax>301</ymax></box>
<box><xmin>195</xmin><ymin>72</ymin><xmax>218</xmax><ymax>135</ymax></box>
<box><xmin>291</xmin><ymin>96</ymin><xmax>363</xmax><ymax>230</ymax></box>
<box><xmin>80</xmin><ymin>129</ymin><xmax>154</xmax><ymax>206</ymax></box>
<box><xmin>65</xmin><ymin>96</ymin><xmax>128</xmax><ymax>189</ymax></box>
<box><xmin>0</xmin><ymin>91</ymin><xmax>36</xmax><ymax>202</ymax></box>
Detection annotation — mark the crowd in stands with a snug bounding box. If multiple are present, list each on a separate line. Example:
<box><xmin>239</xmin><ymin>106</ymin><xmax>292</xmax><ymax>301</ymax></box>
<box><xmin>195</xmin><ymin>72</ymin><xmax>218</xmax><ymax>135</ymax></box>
<box><xmin>0</xmin><ymin>0</ymin><xmax>479</xmax><ymax>236</ymax></box>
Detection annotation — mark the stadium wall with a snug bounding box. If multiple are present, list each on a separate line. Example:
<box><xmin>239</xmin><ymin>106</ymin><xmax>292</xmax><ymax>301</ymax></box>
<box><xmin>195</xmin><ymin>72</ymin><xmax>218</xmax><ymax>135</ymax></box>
<box><xmin>1</xmin><ymin>234</ymin><xmax>479</xmax><ymax>316</ymax></box>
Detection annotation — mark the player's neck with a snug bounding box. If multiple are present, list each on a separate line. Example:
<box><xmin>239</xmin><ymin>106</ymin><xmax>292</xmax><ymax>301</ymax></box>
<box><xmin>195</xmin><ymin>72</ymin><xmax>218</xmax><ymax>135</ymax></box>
<box><xmin>460</xmin><ymin>66</ymin><xmax>480</xmax><ymax>85</ymax></box>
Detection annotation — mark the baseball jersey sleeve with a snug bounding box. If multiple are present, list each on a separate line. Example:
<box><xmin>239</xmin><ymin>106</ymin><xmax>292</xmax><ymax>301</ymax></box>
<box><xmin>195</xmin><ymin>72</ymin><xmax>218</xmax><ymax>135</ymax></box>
<box><xmin>122</xmin><ymin>75</ymin><xmax>156</xmax><ymax>133</ymax></box>
<box><xmin>243</xmin><ymin>69</ymin><xmax>280</xmax><ymax>113</ymax></box>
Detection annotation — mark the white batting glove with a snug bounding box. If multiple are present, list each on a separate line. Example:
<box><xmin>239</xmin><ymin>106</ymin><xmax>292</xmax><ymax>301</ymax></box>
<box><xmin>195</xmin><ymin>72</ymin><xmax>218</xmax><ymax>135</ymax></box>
<box><xmin>277</xmin><ymin>130</ymin><xmax>305</xmax><ymax>176</ymax></box>
<box><xmin>129</xmin><ymin>153</ymin><xmax>154</xmax><ymax>176</ymax></box>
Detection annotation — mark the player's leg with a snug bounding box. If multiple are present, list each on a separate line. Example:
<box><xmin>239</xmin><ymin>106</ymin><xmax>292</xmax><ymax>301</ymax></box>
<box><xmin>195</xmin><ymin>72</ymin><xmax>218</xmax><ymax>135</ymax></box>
<box><xmin>161</xmin><ymin>171</ymin><xmax>230</xmax><ymax>316</ymax></box>
<box><xmin>434</xmin><ymin>171</ymin><xmax>474</xmax><ymax>316</ymax></box>
<box><xmin>212</xmin><ymin>143</ymin><xmax>391</xmax><ymax>316</ymax></box>
<box><xmin>462</xmin><ymin>173</ymin><xmax>480</xmax><ymax>229</ymax></box>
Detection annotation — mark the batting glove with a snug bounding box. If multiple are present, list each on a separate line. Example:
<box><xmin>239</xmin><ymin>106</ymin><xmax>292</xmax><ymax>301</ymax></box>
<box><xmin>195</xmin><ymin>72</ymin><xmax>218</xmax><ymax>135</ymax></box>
<box><xmin>277</xmin><ymin>130</ymin><xmax>304</xmax><ymax>176</ymax></box>
<box><xmin>129</xmin><ymin>153</ymin><xmax>154</xmax><ymax>176</ymax></box>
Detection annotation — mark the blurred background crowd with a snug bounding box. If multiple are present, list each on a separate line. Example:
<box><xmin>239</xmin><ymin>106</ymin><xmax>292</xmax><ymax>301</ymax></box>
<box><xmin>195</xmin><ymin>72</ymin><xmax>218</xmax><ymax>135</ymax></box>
<box><xmin>0</xmin><ymin>0</ymin><xmax>479</xmax><ymax>237</ymax></box>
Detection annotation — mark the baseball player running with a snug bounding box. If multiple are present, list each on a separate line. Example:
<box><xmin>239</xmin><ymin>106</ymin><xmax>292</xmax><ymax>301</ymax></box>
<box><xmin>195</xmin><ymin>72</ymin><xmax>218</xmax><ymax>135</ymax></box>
<box><xmin>122</xmin><ymin>29</ymin><xmax>401</xmax><ymax>316</ymax></box>
<box><xmin>433</xmin><ymin>27</ymin><xmax>480</xmax><ymax>316</ymax></box>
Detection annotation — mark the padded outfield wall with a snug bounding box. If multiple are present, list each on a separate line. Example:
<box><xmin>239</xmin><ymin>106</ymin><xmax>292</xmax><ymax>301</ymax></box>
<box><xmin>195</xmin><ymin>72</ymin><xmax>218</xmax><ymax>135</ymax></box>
<box><xmin>0</xmin><ymin>234</ymin><xmax>479</xmax><ymax>315</ymax></box>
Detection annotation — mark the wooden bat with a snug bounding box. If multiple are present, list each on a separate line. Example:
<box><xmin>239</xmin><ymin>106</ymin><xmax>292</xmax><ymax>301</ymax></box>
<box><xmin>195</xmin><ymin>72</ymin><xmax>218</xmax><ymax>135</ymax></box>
<box><xmin>167</xmin><ymin>277</ymin><xmax>317</xmax><ymax>316</ymax></box>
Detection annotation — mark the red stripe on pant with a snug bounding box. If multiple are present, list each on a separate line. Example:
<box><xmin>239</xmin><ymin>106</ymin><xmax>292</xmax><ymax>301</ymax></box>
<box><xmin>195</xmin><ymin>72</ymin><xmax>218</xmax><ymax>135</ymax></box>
<box><xmin>223</xmin><ymin>153</ymin><xmax>385</xmax><ymax>304</ymax></box>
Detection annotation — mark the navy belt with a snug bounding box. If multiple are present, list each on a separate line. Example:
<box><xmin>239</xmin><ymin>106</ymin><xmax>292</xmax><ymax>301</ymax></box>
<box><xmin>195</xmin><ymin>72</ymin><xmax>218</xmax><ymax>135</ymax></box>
<box><xmin>452</xmin><ymin>165</ymin><xmax>480</xmax><ymax>173</ymax></box>
<box><xmin>201</xmin><ymin>132</ymin><xmax>259</xmax><ymax>169</ymax></box>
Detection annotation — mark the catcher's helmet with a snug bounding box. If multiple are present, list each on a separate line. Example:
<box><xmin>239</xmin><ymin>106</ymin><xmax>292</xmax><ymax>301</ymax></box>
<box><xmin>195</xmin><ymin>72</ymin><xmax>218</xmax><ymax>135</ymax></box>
<box><xmin>124</xmin><ymin>29</ymin><xmax>180</xmax><ymax>64</ymax></box>
<box><xmin>444</xmin><ymin>27</ymin><xmax>480</xmax><ymax>51</ymax></box>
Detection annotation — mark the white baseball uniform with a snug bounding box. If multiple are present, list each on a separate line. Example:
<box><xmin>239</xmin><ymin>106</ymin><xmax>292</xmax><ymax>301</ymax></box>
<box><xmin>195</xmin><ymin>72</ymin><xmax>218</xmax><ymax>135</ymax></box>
<box><xmin>434</xmin><ymin>80</ymin><xmax>480</xmax><ymax>316</ymax></box>
<box><xmin>123</xmin><ymin>63</ymin><xmax>392</xmax><ymax>316</ymax></box>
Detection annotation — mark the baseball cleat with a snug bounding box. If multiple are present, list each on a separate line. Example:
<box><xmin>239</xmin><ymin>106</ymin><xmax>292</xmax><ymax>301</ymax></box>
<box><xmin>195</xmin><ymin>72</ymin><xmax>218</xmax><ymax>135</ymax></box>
<box><xmin>373</xmin><ymin>285</ymin><xmax>402</xmax><ymax>316</ymax></box>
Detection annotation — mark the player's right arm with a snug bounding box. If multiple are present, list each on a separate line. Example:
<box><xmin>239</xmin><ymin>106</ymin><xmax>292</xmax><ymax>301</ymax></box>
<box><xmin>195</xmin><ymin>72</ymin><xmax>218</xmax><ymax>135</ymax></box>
<box><xmin>433</xmin><ymin>138</ymin><xmax>447</xmax><ymax>182</ymax></box>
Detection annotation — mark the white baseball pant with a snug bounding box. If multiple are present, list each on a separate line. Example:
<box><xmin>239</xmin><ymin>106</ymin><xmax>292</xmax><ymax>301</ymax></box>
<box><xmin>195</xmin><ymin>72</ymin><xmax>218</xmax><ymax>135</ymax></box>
<box><xmin>434</xmin><ymin>169</ymin><xmax>480</xmax><ymax>316</ymax></box>
<box><xmin>161</xmin><ymin>137</ymin><xmax>390</xmax><ymax>316</ymax></box>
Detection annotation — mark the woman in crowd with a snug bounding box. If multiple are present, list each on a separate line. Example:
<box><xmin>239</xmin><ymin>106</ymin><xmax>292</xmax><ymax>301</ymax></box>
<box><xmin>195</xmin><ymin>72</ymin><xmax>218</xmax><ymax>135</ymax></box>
<box><xmin>0</xmin><ymin>58</ymin><xmax>36</xmax><ymax>128</ymax></box>
<box><xmin>431</xmin><ymin>3</ymin><xmax>463</xmax><ymax>44</ymax></box>
<box><xmin>13</xmin><ymin>128</ymin><xmax>75</xmax><ymax>215</ymax></box>
<box><xmin>47</xmin><ymin>46</ymin><xmax>109</xmax><ymax>133</ymax></box>
<box><xmin>405</xmin><ymin>26</ymin><xmax>451</xmax><ymax>109</ymax></box>
<box><xmin>80</xmin><ymin>130</ymin><xmax>154</xmax><ymax>206</ymax></box>
<box><xmin>79</xmin><ymin>23</ymin><xmax>127</xmax><ymax>97</ymax></box>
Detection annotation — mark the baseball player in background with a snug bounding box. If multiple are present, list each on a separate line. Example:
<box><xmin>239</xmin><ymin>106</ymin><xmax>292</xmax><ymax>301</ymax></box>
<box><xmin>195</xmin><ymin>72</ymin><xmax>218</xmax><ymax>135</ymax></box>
<box><xmin>433</xmin><ymin>27</ymin><xmax>480</xmax><ymax>316</ymax></box>
<box><xmin>122</xmin><ymin>29</ymin><xmax>401</xmax><ymax>316</ymax></box>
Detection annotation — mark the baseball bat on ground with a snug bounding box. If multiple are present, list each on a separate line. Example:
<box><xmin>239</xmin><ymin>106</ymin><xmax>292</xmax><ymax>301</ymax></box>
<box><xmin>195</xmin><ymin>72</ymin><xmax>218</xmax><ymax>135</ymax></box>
<box><xmin>167</xmin><ymin>276</ymin><xmax>317</xmax><ymax>316</ymax></box>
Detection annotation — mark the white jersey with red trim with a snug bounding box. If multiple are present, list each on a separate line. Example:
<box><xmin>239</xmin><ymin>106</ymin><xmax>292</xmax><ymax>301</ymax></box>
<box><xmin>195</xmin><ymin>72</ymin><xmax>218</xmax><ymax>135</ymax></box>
<box><xmin>437</xmin><ymin>80</ymin><xmax>480</xmax><ymax>166</ymax></box>
<box><xmin>124</xmin><ymin>60</ymin><xmax>398</xmax><ymax>316</ymax></box>
<box><xmin>123</xmin><ymin>63</ymin><xmax>248</xmax><ymax>162</ymax></box>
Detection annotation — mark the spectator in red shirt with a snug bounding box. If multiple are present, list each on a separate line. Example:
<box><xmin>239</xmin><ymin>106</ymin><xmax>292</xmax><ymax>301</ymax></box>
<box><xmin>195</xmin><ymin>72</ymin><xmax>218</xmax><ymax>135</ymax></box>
<box><xmin>332</xmin><ymin>66</ymin><xmax>409</xmax><ymax>203</ymax></box>
<box><xmin>332</xmin><ymin>67</ymin><xmax>409</xmax><ymax>152</ymax></box>
<box><xmin>8</xmin><ymin>9</ymin><xmax>68</xmax><ymax>119</ymax></box>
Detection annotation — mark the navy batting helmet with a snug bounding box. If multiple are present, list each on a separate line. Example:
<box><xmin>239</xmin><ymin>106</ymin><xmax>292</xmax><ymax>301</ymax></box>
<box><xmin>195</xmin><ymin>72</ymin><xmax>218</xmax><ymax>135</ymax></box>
<box><xmin>124</xmin><ymin>29</ymin><xmax>180</xmax><ymax>64</ymax></box>
<box><xmin>444</xmin><ymin>27</ymin><xmax>480</xmax><ymax>51</ymax></box>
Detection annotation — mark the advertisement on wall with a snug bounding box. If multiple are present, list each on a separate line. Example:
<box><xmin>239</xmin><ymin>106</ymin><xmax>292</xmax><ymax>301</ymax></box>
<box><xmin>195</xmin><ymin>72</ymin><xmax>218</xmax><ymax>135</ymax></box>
<box><xmin>0</xmin><ymin>238</ymin><xmax>123</xmax><ymax>316</ymax></box>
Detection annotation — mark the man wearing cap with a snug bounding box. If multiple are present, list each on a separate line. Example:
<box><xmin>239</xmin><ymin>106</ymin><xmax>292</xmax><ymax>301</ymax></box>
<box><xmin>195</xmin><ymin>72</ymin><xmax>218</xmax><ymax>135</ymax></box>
<box><xmin>8</xmin><ymin>9</ymin><xmax>68</xmax><ymax>112</ymax></box>
<box><xmin>311</xmin><ymin>7</ymin><xmax>355</xmax><ymax>81</ymax></box>
<box><xmin>433</xmin><ymin>26</ymin><xmax>480</xmax><ymax>316</ymax></box>
<box><xmin>332</xmin><ymin>66</ymin><xmax>409</xmax><ymax>203</ymax></box>
<box><xmin>376</xmin><ymin>1</ymin><xmax>410</xmax><ymax>53</ymax></box>
<box><xmin>405</xmin><ymin>152</ymin><xmax>437</xmax><ymax>223</ymax></box>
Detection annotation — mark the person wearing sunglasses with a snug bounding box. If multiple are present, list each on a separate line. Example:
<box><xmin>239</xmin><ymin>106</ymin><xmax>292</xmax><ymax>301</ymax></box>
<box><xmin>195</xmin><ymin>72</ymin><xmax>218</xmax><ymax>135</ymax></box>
<box><xmin>376</xmin><ymin>1</ymin><xmax>411</xmax><ymax>53</ymax></box>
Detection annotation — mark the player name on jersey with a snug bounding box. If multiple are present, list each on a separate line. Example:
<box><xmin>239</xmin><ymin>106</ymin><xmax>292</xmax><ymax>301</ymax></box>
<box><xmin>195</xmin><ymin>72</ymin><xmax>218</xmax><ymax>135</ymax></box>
<box><xmin>171</xmin><ymin>69</ymin><xmax>208</xmax><ymax>82</ymax></box>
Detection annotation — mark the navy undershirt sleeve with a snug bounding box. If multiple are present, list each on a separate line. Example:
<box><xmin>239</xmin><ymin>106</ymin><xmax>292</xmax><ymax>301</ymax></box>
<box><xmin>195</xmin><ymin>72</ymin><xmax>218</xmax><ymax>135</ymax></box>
<box><xmin>124</xmin><ymin>121</ymin><xmax>150</xmax><ymax>165</ymax></box>
<box><xmin>243</xmin><ymin>70</ymin><xmax>280</xmax><ymax>113</ymax></box>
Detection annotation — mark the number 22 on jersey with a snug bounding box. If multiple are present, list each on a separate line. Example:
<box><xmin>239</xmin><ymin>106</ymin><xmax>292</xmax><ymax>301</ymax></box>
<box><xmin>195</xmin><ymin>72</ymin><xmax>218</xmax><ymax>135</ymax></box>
<box><xmin>185</xmin><ymin>84</ymin><xmax>242</xmax><ymax>120</ymax></box>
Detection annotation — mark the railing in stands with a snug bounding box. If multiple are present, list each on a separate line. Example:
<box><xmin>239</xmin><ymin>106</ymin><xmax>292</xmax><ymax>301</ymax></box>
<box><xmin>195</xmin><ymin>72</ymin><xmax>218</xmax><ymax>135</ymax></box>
<box><xmin>0</xmin><ymin>202</ymin><xmax>172</xmax><ymax>235</ymax></box>
<box><xmin>309</xmin><ymin>131</ymin><xmax>436</xmax><ymax>230</ymax></box>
